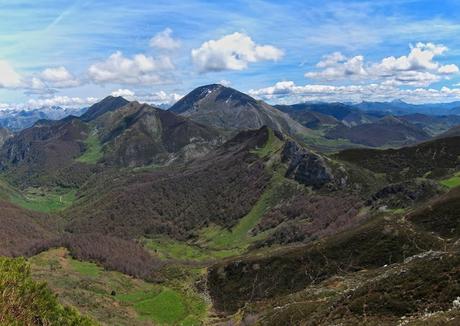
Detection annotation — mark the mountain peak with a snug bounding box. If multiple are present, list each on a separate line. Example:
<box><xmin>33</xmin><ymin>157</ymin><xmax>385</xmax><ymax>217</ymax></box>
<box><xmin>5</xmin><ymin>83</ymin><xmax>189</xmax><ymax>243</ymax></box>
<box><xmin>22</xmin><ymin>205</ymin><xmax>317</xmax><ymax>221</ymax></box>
<box><xmin>80</xmin><ymin>95</ymin><xmax>129</xmax><ymax>122</ymax></box>
<box><xmin>169</xmin><ymin>84</ymin><xmax>257</xmax><ymax>114</ymax></box>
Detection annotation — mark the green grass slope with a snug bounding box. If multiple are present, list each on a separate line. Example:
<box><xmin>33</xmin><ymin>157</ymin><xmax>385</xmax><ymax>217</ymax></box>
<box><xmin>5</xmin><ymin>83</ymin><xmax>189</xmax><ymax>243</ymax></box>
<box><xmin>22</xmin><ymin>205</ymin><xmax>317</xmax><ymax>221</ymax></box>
<box><xmin>30</xmin><ymin>248</ymin><xmax>208</xmax><ymax>325</ymax></box>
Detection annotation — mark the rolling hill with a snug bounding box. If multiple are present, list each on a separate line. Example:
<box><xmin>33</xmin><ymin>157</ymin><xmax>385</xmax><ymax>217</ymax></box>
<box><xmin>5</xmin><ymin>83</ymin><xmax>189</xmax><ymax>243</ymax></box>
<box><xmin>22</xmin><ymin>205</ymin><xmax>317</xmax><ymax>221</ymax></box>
<box><xmin>336</xmin><ymin>135</ymin><xmax>460</xmax><ymax>181</ymax></box>
<box><xmin>325</xmin><ymin>115</ymin><xmax>431</xmax><ymax>147</ymax></box>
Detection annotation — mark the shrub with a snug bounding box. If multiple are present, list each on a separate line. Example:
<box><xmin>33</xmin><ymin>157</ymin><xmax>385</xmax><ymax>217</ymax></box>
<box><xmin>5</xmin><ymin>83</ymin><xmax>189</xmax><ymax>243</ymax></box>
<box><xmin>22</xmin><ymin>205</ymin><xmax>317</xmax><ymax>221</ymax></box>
<box><xmin>0</xmin><ymin>256</ymin><xmax>95</xmax><ymax>325</ymax></box>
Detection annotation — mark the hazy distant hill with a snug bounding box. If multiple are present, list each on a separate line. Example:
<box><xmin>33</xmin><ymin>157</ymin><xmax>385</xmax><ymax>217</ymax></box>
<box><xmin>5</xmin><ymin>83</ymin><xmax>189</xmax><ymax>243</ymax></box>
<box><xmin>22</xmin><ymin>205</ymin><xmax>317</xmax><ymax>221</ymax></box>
<box><xmin>325</xmin><ymin>116</ymin><xmax>431</xmax><ymax>147</ymax></box>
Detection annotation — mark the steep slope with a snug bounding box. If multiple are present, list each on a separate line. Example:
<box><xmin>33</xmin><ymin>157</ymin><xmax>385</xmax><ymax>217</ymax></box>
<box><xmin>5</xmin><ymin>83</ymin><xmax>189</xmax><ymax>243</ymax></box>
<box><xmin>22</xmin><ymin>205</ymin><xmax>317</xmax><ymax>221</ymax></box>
<box><xmin>0</xmin><ymin>201</ymin><xmax>57</xmax><ymax>256</ymax></box>
<box><xmin>409</xmin><ymin>186</ymin><xmax>460</xmax><ymax>238</ymax></box>
<box><xmin>94</xmin><ymin>101</ymin><xmax>222</xmax><ymax>167</ymax></box>
<box><xmin>65</xmin><ymin>127</ymin><xmax>274</xmax><ymax>239</ymax></box>
<box><xmin>79</xmin><ymin>95</ymin><xmax>129</xmax><ymax>122</ymax></box>
<box><xmin>0</xmin><ymin>127</ymin><xmax>12</xmax><ymax>147</ymax></box>
<box><xmin>325</xmin><ymin>116</ymin><xmax>431</xmax><ymax>147</ymax></box>
<box><xmin>169</xmin><ymin>84</ymin><xmax>308</xmax><ymax>136</ymax></box>
<box><xmin>0</xmin><ymin>117</ymin><xmax>91</xmax><ymax>186</ymax></box>
<box><xmin>64</xmin><ymin>125</ymin><xmax>376</xmax><ymax>250</ymax></box>
<box><xmin>208</xmin><ymin>213</ymin><xmax>444</xmax><ymax>315</ymax></box>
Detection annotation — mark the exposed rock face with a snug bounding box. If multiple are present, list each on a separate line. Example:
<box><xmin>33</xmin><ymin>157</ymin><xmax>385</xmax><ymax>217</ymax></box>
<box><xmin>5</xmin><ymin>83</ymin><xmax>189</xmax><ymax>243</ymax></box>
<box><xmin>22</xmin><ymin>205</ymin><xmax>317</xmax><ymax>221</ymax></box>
<box><xmin>0</xmin><ymin>128</ymin><xmax>13</xmax><ymax>147</ymax></box>
<box><xmin>281</xmin><ymin>141</ymin><xmax>332</xmax><ymax>189</ymax></box>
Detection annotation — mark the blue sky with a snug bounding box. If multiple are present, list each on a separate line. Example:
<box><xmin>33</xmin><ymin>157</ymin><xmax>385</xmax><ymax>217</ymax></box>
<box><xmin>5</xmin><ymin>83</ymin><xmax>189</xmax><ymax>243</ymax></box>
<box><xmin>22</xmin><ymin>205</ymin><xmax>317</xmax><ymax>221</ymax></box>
<box><xmin>2</xmin><ymin>0</ymin><xmax>460</xmax><ymax>107</ymax></box>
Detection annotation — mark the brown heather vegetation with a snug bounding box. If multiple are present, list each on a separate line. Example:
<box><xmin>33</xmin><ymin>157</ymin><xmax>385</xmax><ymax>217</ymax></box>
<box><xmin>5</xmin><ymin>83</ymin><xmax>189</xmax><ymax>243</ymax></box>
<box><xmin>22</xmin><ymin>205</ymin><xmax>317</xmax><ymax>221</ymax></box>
<box><xmin>65</xmin><ymin>127</ymin><xmax>272</xmax><ymax>240</ymax></box>
<box><xmin>0</xmin><ymin>118</ymin><xmax>89</xmax><ymax>187</ymax></box>
<box><xmin>253</xmin><ymin>193</ymin><xmax>364</xmax><ymax>246</ymax></box>
<box><xmin>28</xmin><ymin>233</ymin><xmax>163</xmax><ymax>281</ymax></box>
<box><xmin>208</xmin><ymin>215</ymin><xmax>443</xmax><ymax>313</ymax></box>
<box><xmin>409</xmin><ymin>186</ymin><xmax>460</xmax><ymax>238</ymax></box>
<box><xmin>0</xmin><ymin>201</ymin><xmax>57</xmax><ymax>257</ymax></box>
<box><xmin>58</xmin><ymin>233</ymin><xmax>164</xmax><ymax>281</ymax></box>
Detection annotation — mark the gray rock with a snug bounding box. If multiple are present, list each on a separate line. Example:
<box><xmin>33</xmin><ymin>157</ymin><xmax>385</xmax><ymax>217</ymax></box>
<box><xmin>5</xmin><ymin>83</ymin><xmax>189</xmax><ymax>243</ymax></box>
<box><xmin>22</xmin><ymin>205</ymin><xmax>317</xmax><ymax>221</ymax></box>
<box><xmin>281</xmin><ymin>141</ymin><xmax>333</xmax><ymax>189</ymax></box>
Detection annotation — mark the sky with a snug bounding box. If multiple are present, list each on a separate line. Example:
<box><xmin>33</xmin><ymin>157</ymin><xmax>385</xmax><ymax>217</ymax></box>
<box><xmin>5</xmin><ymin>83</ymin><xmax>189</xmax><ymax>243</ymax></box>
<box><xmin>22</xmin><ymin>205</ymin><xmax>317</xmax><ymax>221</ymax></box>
<box><xmin>2</xmin><ymin>0</ymin><xmax>460</xmax><ymax>108</ymax></box>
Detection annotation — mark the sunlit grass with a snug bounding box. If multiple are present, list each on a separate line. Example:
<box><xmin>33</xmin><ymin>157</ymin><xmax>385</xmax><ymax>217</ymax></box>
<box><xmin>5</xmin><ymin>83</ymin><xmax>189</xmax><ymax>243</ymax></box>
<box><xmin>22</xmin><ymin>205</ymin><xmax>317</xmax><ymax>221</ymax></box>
<box><xmin>76</xmin><ymin>133</ymin><xmax>103</xmax><ymax>164</ymax></box>
<box><xmin>9</xmin><ymin>186</ymin><xmax>77</xmax><ymax>213</ymax></box>
<box><xmin>440</xmin><ymin>172</ymin><xmax>460</xmax><ymax>188</ymax></box>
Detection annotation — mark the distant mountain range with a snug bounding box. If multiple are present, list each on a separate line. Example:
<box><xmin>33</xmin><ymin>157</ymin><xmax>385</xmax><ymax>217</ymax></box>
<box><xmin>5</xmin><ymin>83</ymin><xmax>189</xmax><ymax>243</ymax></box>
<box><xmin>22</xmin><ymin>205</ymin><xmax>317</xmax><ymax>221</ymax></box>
<box><xmin>353</xmin><ymin>99</ymin><xmax>460</xmax><ymax>115</ymax></box>
<box><xmin>0</xmin><ymin>106</ymin><xmax>87</xmax><ymax>131</ymax></box>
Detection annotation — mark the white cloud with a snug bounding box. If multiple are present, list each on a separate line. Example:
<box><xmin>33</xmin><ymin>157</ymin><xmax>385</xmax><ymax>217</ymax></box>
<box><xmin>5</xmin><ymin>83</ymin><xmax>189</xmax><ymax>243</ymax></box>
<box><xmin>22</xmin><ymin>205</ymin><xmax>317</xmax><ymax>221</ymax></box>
<box><xmin>109</xmin><ymin>89</ymin><xmax>181</xmax><ymax>105</ymax></box>
<box><xmin>219</xmin><ymin>79</ymin><xmax>232</xmax><ymax>87</ymax></box>
<box><xmin>27</xmin><ymin>96</ymin><xmax>98</xmax><ymax>108</ymax></box>
<box><xmin>305</xmin><ymin>43</ymin><xmax>459</xmax><ymax>87</ymax></box>
<box><xmin>30</xmin><ymin>77</ymin><xmax>47</xmax><ymax>90</ymax></box>
<box><xmin>111</xmin><ymin>88</ymin><xmax>135</xmax><ymax>98</ymax></box>
<box><xmin>138</xmin><ymin>90</ymin><xmax>183</xmax><ymax>105</ymax></box>
<box><xmin>0</xmin><ymin>60</ymin><xmax>23</xmax><ymax>88</ymax></box>
<box><xmin>249</xmin><ymin>81</ymin><xmax>460</xmax><ymax>104</ymax></box>
<box><xmin>305</xmin><ymin>53</ymin><xmax>367</xmax><ymax>80</ymax></box>
<box><xmin>40</xmin><ymin>66</ymin><xmax>80</xmax><ymax>88</ymax></box>
<box><xmin>438</xmin><ymin>64</ymin><xmax>459</xmax><ymax>75</ymax></box>
<box><xmin>191</xmin><ymin>32</ymin><xmax>284</xmax><ymax>72</ymax></box>
<box><xmin>88</xmin><ymin>51</ymin><xmax>175</xmax><ymax>85</ymax></box>
<box><xmin>149</xmin><ymin>28</ymin><xmax>181</xmax><ymax>50</ymax></box>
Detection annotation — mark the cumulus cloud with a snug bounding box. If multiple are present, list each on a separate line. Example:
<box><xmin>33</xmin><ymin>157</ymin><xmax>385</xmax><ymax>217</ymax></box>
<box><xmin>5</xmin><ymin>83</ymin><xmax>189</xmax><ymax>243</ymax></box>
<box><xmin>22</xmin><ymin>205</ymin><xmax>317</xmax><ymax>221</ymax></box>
<box><xmin>40</xmin><ymin>66</ymin><xmax>80</xmax><ymax>88</ymax></box>
<box><xmin>109</xmin><ymin>88</ymin><xmax>181</xmax><ymax>105</ymax></box>
<box><xmin>27</xmin><ymin>96</ymin><xmax>98</xmax><ymax>108</ymax></box>
<box><xmin>249</xmin><ymin>81</ymin><xmax>460</xmax><ymax>104</ymax></box>
<box><xmin>305</xmin><ymin>43</ymin><xmax>459</xmax><ymax>87</ymax></box>
<box><xmin>0</xmin><ymin>60</ymin><xmax>23</xmax><ymax>88</ymax></box>
<box><xmin>438</xmin><ymin>64</ymin><xmax>459</xmax><ymax>74</ymax></box>
<box><xmin>191</xmin><ymin>32</ymin><xmax>284</xmax><ymax>72</ymax></box>
<box><xmin>138</xmin><ymin>90</ymin><xmax>183</xmax><ymax>105</ymax></box>
<box><xmin>150</xmin><ymin>28</ymin><xmax>181</xmax><ymax>50</ymax></box>
<box><xmin>88</xmin><ymin>51</ymin><xmax>175</xmax><ymax>85</ymax></box>
<box><xmin>111</xmin><ymin>88</ymin><xmax>135</xmax><ymax>98</ymax></box>
<box><xmin>305</xmin><ymin>53</ymin><xmax>367</xmax><ymax>80</ymax></box>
